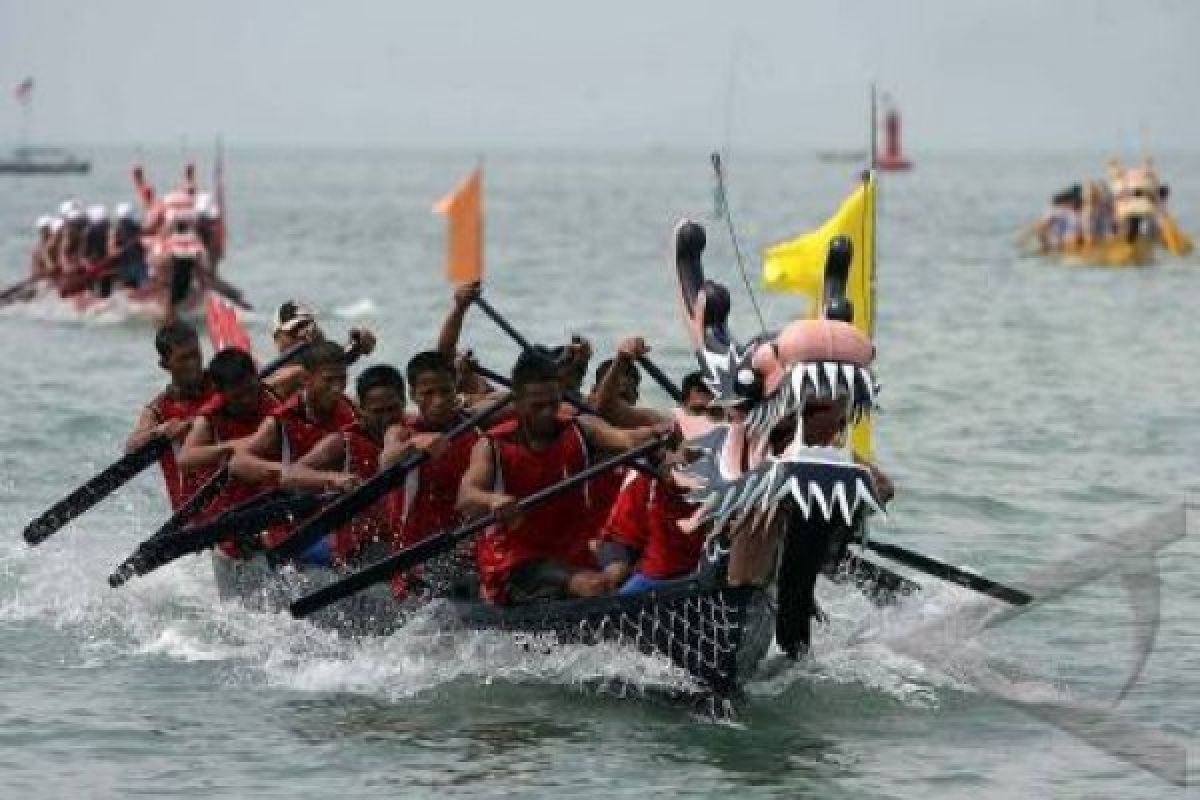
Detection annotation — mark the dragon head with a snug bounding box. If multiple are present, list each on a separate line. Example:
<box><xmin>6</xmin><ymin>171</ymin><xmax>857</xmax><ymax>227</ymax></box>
<box><xmin>670</xmin><ymin>219</ymin><xmax>883</xmax><ymax>587</ymax></box>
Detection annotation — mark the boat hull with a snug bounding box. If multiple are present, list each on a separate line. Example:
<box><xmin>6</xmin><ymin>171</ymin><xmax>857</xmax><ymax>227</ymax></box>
<box><xmin>450</xmin><ymin>579</ymin><xmax>775</xmax><ymax>698</ymax></box>
<box><xmin>3</xmin><ymin>280</ymin><xmax>209</xmax><ymax>324</ymax></box>
<box><xmin>1058</xmin><ymin>237</ymin><xmax>1157</xmax><ymax>268</ymax></box>
<box><xmin>212</xmin><ymin>550</ymin><xmax>775</xmax><ymax>697</ymax></box>
<box><xmin>0</xmin><ymin>160</ymin><xmax>90</xmax><ymax>174</ymax></box>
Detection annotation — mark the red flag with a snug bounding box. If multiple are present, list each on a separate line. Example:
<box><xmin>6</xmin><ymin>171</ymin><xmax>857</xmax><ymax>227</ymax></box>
<box><xmin>14</xmin><ymin>77</ymin><xmax>33</xmax><ymax>105</ymax></box>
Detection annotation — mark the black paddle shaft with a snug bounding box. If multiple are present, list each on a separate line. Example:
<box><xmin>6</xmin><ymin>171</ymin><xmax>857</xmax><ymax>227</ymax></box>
<box><xmin>471</xmin><ymin>295</ymin><xmax>533</xmax><ymax>351</ymax></box>
<box><xmin>290</xmin><ymin>435</ymin><xmax>666</xmax><ymax>619</ymax></box>
<box><xmin>269</xmin><ymin>393</ymin><xmax>513</xmax><ymax>561</ymax></box>
<box><xmin>24</xmin><ymin>436</ymin><xmax>172</xmax><ymax>546</ymax></box>
<box><xmin>27</xmin><ymin>344</ymin><xmax>312</xmax><ymax>549</ymax></box>
<box><xmin>863</xmin><ymin>540</ymin><xmax>1032</xmax><ymax>606</ymax></box>
<box><xmin>471</xmin><ymin>292</ymin><xmax>684</xmax><ymax>405</ymax></box>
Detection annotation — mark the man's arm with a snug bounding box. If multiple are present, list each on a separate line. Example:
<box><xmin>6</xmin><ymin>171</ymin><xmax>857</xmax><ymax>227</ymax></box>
<box><xmin>456</xmin><ymin>437</ymin><xmax>519</xmax><ymax>524</ymax></box>
<box><xmin>589</xmin><ymin>336</ymin><xmax>672</xmax><ymax>429</ymax></box>
<box><xmin>264</xmin><ymin>365</ymin><xmax>305</xmax><ymax>399</ymax></box>
<box><xmin>178</xmin><ymin>416</ymin><xmax>233</xmax><ymax>471</ymax></box>
<box><xmin>437</xmin><ymin>282</ymin><xmax>480</xmax><ymax>358</ymax></box>
<box><xmin>279</xmin><ymin>435</ymin><xmax>359</xmax><ymax>492</ymax></box>
<box><xmin>576</xmin><ymin>415</ymin><xmax>667</xmax><ymax>456</ymax></box>
<box><xmin>226</xmin><ymin>418</ymin><xmax>284</xmax><ymax>483</ymax></box>
<box><xmin>126</xmin><ymin>405</ymin><xmax>191</xmax><ymax>453</ymax></box>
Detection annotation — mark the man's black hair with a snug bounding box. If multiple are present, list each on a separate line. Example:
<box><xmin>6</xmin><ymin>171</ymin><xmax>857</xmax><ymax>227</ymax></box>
<box><xmin>512</xmin><ymin>347</ymin><xmax>561</xmax><ymax>390</ymax></box>
<box><xmin>301</xmin><ymin>340</ymin><xmax>347</xmax><ymax>371</ymax></box>
<box><xmin>155</xmin><ymin>321</ymin><xmax>198</xmax><ymax>360</ymax></box>
<box><xmin>406</xmin><ymin>350</ymin><xmax>455</xmax><ymax>387</ymax></box>
<box><xmin>681</xmin><ymin>371</ymin><xmax>712</xmax><ymax>397</ymax></box>
<box><xmin>208</xmin><ymin>348</ymin><xmax>257</xmax><ymax>392</ymax></box>
<box><xmin>356</xmin><ymin>364</ymin><xmax>406</xmax><ymax>403</ymax></box>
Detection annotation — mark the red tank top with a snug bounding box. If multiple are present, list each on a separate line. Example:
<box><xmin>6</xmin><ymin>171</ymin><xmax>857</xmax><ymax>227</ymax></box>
<box><xmin>329</xmin><ymin>421</ymin><xmax>389</xmax><ymax>562</ymax></box>
<box><xmin>262</xmin><ymin>392</ymin><xmax>360</xmax><ymax>550</ymax></box>
<box><xmin>196</xmin><ymin>390</ymin><xmax>278</xmax><ymax>557</ymax></box>
<box><xmin>603</xmin><ymin>473</ymin><xmax>701</xmax><ymax>580</ymax></box>
<box><xmin>475</xmin><ymin>418</ymin><xmax>594</xmax><ymax>604</ymax></box>
<box><xmin>394</xmin><ymin>414</ymin><xmax>481</xmax><ymax>549</ymax></box>
<box><xmin>274</xmin><ymin>392</ymin><xmax>360</xmax><ymax>463</ymax></box>
<box><xmin>147</xmin><ymin>383</ymin><xmax>218</xmax><ymax>510</ymax></box>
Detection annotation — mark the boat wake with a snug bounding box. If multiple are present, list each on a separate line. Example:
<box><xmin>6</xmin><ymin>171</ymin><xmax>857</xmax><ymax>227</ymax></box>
<box><xmin>0</xmin><ymin>520</ymin><xmax>959</xmax><ymax>713</ymax></box>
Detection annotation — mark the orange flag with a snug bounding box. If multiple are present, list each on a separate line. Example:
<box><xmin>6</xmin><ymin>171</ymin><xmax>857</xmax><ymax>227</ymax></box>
<box><xmin>433</xmin><ymin>168</ymin><xmax>483</xmax><ymax>285</ymax></box>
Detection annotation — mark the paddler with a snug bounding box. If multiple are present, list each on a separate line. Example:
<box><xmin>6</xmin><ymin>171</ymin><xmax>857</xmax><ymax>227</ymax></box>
<box><xmin>459</xmin><ymin>348</ymin><xmax>670</xmax><ymax>605</ymax></box>
<box><xmin>82</xmin><ymin>205</ymin><xmax>113</xmax><ymax>296</ymax></box>
<box><xmin>29</xmin><ymin>216</ymin><xmax>55</xmax><ymax>281</ymax></box>
<box><xmin>125</xmin><ymin>322</ymin><xmax>216</xmax><ymax>511</ymax></box>
<box><xmin>227</xmin><ymin>341</ymin><xmax>361</xmax><ymax>549</ymax></box>
<box><xmin>281</xmin><ymin>364</ymin><xmax>411</xmax><ymax>566</ymax></box>
<box><xmin>108</xmin><ymin>202</ymin><xmax>148</xmax><ymax>288</ymax></box>
<box><xmin>265</xmin><ymin>300</ymin><xmax>377</xmax><ymax>399</ymax></box>
<box><xmin>177</xmin><ymin>347</ymin><xmax>280</xmax><ymax>556</ymax></box>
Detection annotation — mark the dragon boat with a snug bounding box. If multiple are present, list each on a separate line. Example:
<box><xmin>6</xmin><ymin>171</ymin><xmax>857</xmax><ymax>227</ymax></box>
<box><xmin>212</xmin><ymin>218</ymin><xmax>892</xmax><ymax>700</ymax></box>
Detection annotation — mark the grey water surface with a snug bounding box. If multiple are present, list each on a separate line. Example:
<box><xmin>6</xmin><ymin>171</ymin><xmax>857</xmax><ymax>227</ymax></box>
<box><xmin>1</xmin><ymin>148</ymin><xmax>1197</xmax><ymax>798</ymax></box>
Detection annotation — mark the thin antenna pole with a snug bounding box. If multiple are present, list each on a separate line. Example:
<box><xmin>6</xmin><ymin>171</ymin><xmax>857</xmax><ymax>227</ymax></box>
<box><xmin>711</xmin><ymin>151</ymin><xmax>768</xmax><ymax>335</ymax></box>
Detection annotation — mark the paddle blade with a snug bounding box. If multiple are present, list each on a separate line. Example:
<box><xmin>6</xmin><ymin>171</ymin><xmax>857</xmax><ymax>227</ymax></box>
<box><xmin>205</xmin><ymin>295</ymin><xmax>253</xmax><ymax>355</ymax></box>
<box><xmin>24</xmin><ymin>436</ymin><xmax>171</xmax><ymax>546</ymax></box>
<box><xmin>434</xmin><ymin>167</ymin><xmax>483</xmax><ymax>285</ymax></box>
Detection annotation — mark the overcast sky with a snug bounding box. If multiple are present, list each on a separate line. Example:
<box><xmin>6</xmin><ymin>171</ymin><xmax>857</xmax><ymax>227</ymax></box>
<box><xmin>1</xmin><ymin>0</ymin><xmax>1196</xmax><ymax>151</ymax></box>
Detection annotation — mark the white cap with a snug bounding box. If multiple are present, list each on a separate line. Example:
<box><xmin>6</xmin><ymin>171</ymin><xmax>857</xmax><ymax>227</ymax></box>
<box><xmin>114</xmin><ymin>202</ymin><xmax>136</xmax><ymax>220</ymax></box>
<box><xmin>272</xmin><ymin>300</ymin><xmax>317</xmax><ymax>335</ymax></box>
<box><xmin>35</xmin><ymin>215</ymin><xmax>54</xmax><ymax>231</ymax></box>
<box><xmin>58</xmin><ymin>199</ymin><xmax>82</xmax><ymax>218</ymax></box>
<box><xmin>86</xmin><ymin>204</ymin><xmax>107</xmax><ymax>223</ymax></box>
<box><xmin>49</xmin><ymin>217</ymin><xmax>65</xmax><ymax>233</ymax></box>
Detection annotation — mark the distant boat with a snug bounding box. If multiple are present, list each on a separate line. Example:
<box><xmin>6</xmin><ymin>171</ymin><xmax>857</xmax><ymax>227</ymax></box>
<box><xmin>0</xmin><ymin>145</ymin><xmax>90</xmax><ymax>175</ymax></box>
<box><xmin>876</xmin><ymin>101</ymin><xmax>912</xmax><ymax>172</ymax></box>
<box><xmin>815</xmin><ymin>148</ymin><xmax>867</xmax><ymax>164</ymax></box>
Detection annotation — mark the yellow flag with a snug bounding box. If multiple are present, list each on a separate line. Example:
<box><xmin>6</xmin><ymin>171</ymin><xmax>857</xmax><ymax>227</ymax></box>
<box><xmin>433</xmin><ymin>168</ymin><xmax>483</xmax><ymax>285</ymax></box>
<box><xmin>762</xmin><ymin>174</ymin><xmax>877</xmax><ymax>458</ymax></box>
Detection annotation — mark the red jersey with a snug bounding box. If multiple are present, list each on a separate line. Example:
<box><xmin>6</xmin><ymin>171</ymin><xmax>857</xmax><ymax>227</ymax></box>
<box><xmin>263</xmin><ymin>392</ymin><xmax>359</xmax><ymax>549</ymax></box>
<box><xmin>194</xmin><ymin>389</ymin><xmax>279</xmax><ymax>558</ymax></box>
<box><xmin>273</xmin><ymin>392</ymin><xmax>360</xmax><ymax>463</ymax></box>
<box><xmin>603</xmin><ymin>473</ymin><xmax>702</xmax><ymax>580</ymax></box>
<box><xmin>146</xmin><ymin>383</ymin><xmax>218</xmax><ymax>510</ymax></box>
<box><xmin>393</xmin><ymin>414</ymin><xmax>480</xmax><ymax>549</ymax></box>
<box><xmin>329</xmin><ymin>421</ymin><xmax>388</xmax><ymax>562</ymax></box>
<box><xmin>475</xmin><ymin>418</ymin><xmax>595</xmax><ymax>604</ymax></box>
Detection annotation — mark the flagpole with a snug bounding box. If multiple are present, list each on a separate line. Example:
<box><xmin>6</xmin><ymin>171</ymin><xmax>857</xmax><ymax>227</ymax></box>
<box><xmin>868</xmin><ymin>83</ymin><xmax>878</xmax><ymax>343</ymax></box>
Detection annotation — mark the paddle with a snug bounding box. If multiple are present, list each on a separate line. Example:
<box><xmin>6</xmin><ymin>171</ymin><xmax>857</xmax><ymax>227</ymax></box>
<box><xmin>259</xmin><ymin>341</ymin><xmax>313</xmax><ymax>380</ymax></box>
<box><xmin>206</xmin><ymin>275</ymin><xmax>253</xmax><ymax>311</ymax></box>
<box><xmin>634</xmin><ymin>355</ymin><xmax>683</xmax><ymax>404</ymax></box>
<box><xmin>470</xmin><ymin>293</ymin><xmax>685</xmax><ymax>405</ymax></box>
<box><xmin>0</xmin><ymin>276</ymin><xmax>37</xmax><ymax>302</ymax></box>
<box><xmin>23</xmin><ymin>343</ymin><xmax>309</xmax><ymax>548</ymax></box>
<box><xmin>471</xmin><ymin>294</ymin><xmax>533</xmax><ymax>351</ymax></box>
<box><xmin>107</xmin><ymin>465</ymin><xmax>230</xmax><ymax>586</ymax></box>
<box><xmin>290</xmin><ymin>435</ymin><xmax>666</xmax><ymax>619</ymax></box>
<box><xmin>268</xmin><ymin>392</ymin><xmax>514</xmax><ymax>562</ymax></box>
<box><xmin>22</xmin><ymin>437</ymin><xmax>173</xmax><ymax>546</ymax></box>
<box><xmin>860</xmin><ymin>539</ymin><xmax>1032</xmax><ymax>606</ymax></box>
<box><xmin>112</xmin><ymin>488</ymin><xmax>336</xmax><ymax>583</ymax></box>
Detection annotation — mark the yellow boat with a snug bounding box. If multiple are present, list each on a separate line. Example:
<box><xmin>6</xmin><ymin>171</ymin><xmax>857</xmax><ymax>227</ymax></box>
<box><xmin>1057</xmin><ymin>236</ymin><xmax>1157</xmax><ymax>268</ymax></box>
